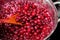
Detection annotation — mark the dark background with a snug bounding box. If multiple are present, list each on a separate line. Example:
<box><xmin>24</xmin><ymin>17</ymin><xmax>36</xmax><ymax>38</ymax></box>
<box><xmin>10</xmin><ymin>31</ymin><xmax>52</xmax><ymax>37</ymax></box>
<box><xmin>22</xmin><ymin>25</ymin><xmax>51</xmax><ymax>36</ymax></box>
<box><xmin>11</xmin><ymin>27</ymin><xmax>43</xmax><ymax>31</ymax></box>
<box><xmin>47</xmin><ymin>22</ymin><xmax>60</xmax><ymax>40</ymax></box>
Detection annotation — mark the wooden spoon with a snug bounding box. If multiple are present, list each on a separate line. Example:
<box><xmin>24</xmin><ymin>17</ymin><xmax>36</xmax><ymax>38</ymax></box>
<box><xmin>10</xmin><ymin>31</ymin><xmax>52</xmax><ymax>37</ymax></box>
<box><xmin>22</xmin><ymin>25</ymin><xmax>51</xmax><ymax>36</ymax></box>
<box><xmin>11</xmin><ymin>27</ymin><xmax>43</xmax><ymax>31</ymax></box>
<box><xmin>0</xmin><ymin>13</ymin><xmax>22</xmax><ymax>25</ymax></box>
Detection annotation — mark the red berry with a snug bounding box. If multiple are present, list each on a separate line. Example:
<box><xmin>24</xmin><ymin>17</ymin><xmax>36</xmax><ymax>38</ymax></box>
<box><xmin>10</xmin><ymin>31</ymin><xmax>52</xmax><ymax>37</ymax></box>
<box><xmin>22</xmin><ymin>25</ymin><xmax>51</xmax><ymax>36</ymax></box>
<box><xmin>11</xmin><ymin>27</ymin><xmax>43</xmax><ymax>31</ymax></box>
<box><xmin>0</xmin><ymin>0</ymin><xmax>56</xmax><ymax>40</ymax></box>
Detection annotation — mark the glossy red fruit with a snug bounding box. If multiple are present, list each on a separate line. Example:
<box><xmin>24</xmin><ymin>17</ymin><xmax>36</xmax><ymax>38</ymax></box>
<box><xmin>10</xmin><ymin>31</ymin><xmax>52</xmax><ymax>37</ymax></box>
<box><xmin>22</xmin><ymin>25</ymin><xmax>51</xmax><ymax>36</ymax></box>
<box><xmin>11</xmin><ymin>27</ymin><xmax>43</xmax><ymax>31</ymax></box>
<box><xmin>0</xmin><ymin>0</ymin><xmax>57</xmax><ymax>40</ymax></box>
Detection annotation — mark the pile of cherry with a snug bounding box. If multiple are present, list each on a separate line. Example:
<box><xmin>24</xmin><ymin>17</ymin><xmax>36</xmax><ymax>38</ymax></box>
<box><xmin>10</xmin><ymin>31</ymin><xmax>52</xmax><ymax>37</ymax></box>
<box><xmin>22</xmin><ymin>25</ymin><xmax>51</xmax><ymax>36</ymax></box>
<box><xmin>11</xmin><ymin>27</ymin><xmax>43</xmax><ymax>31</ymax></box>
<box><xmin>0</xmin><ymin>0</ymin><xmax>55</xmax><ymax>40</ymax></box>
